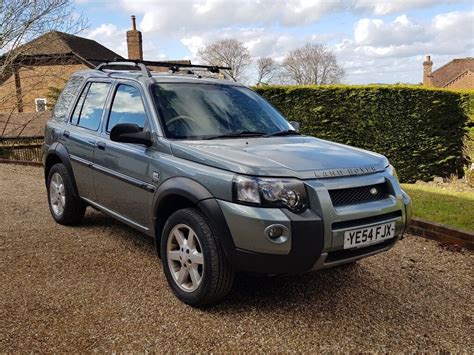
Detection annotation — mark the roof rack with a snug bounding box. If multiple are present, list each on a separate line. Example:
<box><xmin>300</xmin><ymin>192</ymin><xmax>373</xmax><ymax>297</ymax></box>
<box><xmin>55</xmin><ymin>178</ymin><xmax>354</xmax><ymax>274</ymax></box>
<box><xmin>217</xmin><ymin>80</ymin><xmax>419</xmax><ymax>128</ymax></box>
<box><xmin>94</xmin><ymin>59</ymin><xmax>234</xmax><ymax>80</ymax></box>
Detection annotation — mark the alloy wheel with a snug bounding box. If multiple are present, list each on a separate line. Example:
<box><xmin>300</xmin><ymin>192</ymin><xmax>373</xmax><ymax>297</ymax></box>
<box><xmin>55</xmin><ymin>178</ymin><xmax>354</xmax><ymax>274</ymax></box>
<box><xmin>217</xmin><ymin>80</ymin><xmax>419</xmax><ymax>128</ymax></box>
<box><xmin>166</xmin><ymin>224</ymin><xmax>204</xmax><ymax>292</ymax></box>
<box><xmin>49</xmin><ymin>172</ymin><xmax>66</xmax><ymax>216</ymax></box>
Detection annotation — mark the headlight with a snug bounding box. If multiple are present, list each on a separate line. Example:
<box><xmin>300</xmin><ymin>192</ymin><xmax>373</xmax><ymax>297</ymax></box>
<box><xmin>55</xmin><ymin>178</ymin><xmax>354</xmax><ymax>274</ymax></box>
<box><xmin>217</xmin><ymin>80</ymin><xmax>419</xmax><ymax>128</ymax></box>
<box><xmin>233</xmin><ymin>175</ymin><xmax>308</xmax><ymax>212</ymax></box>
<box><xmin>386</xmin><ymin>164</ymin><xmax>399</xmax><ymax>180</ymax></box>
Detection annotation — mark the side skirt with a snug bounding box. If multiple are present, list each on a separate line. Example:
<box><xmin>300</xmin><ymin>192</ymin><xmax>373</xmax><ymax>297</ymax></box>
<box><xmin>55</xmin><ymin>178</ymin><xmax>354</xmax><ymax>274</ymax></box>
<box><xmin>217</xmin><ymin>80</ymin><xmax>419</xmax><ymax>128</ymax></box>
<box><xmin>81</xmin><ymin>197</ymin><xmax>153</xmax><ymax>237</ymax></box>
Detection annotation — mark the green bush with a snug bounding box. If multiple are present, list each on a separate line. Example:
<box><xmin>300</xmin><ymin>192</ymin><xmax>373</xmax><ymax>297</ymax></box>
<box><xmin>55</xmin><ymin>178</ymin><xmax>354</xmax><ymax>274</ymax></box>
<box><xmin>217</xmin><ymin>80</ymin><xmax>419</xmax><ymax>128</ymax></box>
<box><xmin>254</xmin><ymin>85</ymin><xmax>471</xmax><ymax>183</ymax></box>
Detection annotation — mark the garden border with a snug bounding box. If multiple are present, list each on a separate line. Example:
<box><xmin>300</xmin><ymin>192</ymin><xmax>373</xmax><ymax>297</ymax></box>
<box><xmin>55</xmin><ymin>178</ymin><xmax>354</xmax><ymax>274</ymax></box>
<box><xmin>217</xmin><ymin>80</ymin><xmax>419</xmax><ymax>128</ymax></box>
<box><xmin>408</xmin><ymin>217</ymin><xmax>473</xmax><ymax>250</ymax></box>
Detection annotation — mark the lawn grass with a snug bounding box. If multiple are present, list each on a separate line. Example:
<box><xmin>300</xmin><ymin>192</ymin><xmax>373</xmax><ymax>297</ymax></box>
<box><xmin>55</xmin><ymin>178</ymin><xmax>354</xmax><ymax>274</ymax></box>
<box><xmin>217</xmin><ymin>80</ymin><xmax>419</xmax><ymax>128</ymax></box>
<box><xmin>401</xmin><ymin>184</ymin><xmax>474</xmax><ymax>232</ymax></box>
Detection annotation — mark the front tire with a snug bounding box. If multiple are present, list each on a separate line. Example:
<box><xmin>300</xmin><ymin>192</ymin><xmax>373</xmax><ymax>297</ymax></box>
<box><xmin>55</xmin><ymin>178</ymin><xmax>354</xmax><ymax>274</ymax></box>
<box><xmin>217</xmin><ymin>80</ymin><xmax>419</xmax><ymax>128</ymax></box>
<box><xmin>161</xmin><ymin>208</ymin><xmax>234</xmax><ymax>306</ymax></box>
<box><xmin>47</xmin><ymin>163</ymin><xmax>86</xmax><ymax>225</ymax></box>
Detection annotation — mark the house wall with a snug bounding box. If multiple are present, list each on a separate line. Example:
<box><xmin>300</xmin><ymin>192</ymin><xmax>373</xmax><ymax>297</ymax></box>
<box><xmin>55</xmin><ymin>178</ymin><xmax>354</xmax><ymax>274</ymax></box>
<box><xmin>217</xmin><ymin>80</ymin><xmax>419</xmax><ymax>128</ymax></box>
<box><xmin>444</xmin><ymin>71</ymin><xmax>474</xmax><ymax>90</ymax></box>
<box><xmin>0</xmin><ymin>63</ymin><xmax>87</xmax><ymax>114</ymax></box>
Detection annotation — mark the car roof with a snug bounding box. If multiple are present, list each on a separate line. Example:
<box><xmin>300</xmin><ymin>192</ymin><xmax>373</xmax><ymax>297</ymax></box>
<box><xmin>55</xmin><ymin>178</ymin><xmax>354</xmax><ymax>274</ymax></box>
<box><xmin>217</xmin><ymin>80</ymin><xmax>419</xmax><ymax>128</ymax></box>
<box><xmin>72</xmin><ymin>69</ymin><xmax>245</xmax><ymax>87</ymax></box>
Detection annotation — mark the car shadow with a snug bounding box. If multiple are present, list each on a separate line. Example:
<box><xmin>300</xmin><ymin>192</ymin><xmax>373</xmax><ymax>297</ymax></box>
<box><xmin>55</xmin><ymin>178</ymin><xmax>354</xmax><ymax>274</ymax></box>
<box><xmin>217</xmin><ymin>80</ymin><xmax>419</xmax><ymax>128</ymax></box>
<box><xmin>79</xmin><ymin>208</ymin><xmax>156</xmax><ymax>255</ymax></box>
<box><xmin>78</xmin><ymin>209</ymin><xmax>394</xmax><ymax>316</ymax></box>
<box><xmin>214</xmin><ymin>264</ymin><xmax>362</xmax><ymax>311</ymax></box>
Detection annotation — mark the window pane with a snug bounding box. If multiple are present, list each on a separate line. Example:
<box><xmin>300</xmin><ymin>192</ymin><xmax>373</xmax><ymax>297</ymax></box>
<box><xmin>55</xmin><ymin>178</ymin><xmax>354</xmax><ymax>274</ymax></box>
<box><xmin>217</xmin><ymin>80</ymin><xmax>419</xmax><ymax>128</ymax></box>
<box><xmin>107</xmin><ymin>85</ymin><xmax>147</xmax><ymax>132</ymax></box>
<box><xmin>36</xmin><ymin>99</ymin><xmax>46</xmax><ymax>112</ymax></box>
<box><xmin>71</xmin><ymin>82</ymin><xmax>90</xmax><ymax>125</ymax></box>
<box><xmin>53</xmin><ymin>76</ymin><xmax>85</xmax><ymax>121</ymax></box>
<box><xmin>77</xmin><ymin>82</ymin><xmax>110</xmax><ymax>131</ymax></box>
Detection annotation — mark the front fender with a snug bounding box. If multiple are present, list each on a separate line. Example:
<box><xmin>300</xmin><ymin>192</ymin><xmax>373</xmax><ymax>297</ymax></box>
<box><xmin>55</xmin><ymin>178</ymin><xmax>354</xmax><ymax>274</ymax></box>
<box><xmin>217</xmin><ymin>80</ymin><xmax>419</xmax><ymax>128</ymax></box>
<box><xmin>152</xmin><ymin>177</ymin><xmax>214</xmax><ymax>214</ymax></box>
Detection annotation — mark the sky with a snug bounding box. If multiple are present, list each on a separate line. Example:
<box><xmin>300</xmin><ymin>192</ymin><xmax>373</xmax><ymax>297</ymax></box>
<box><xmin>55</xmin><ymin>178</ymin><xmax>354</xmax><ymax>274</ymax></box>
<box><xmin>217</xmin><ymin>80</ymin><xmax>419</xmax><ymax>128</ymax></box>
<box><xmin>75</xmin><ymin>0</ymin><xmax>474</xmax><ymax>84</ymax></box>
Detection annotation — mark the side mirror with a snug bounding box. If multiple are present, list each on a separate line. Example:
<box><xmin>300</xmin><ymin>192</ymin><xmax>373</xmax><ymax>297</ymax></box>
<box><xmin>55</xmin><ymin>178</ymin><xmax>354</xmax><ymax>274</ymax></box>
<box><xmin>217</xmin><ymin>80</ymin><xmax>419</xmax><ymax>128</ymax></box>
<box><xmin>110</xmin><ymin>123</ymin><xmax>153</xmax><ymax>147</ymax></box>
<box><xmin>289</xmin><ymin>121</ymin><xmax>301</xmax><ymax>132</ymax></box>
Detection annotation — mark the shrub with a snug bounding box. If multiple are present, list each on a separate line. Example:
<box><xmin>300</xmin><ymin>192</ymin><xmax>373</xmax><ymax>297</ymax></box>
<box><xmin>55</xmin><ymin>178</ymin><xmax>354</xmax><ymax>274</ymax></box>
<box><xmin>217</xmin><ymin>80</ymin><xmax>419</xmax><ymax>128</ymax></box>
<box><xmin>255</xmin><ymin>85</ymin><xmax>471</xmax><ymax>183</ymax></box>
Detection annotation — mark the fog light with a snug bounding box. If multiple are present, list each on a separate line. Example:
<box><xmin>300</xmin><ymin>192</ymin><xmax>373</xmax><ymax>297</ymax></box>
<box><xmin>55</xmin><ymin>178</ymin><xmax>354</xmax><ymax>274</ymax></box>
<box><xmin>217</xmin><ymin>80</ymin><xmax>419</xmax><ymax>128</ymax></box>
<box><xmin>264</xmin><ymin>224</ymin><xmax>289</xmax><ymax>244</ymax></box>
<box><xmin>267</xmin><ymin>226</ymin><xmax>283</xmax><ymax>238</ymax></box>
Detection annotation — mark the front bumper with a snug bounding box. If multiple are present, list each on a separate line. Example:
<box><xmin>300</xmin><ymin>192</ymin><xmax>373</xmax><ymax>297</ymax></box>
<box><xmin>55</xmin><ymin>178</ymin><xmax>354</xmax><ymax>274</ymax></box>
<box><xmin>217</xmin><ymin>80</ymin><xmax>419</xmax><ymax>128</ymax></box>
<box><xmin>207</xmin><ymin>171</ymin><xmax>411</xmax><ymax>274</ymax></box>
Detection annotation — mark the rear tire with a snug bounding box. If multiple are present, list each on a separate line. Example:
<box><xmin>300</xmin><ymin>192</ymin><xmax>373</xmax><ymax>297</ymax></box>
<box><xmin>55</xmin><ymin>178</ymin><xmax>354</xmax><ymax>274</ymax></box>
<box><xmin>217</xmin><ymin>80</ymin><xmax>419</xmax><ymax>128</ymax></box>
<box><xmin>161</xmin><ymin>208</ymin><xmax>234</xmax><ymax>306</ymax></box>
<box><xmin>47</xmin><ymin>163</ymin><xmax>86</xmax><ymax>225</ymax></box>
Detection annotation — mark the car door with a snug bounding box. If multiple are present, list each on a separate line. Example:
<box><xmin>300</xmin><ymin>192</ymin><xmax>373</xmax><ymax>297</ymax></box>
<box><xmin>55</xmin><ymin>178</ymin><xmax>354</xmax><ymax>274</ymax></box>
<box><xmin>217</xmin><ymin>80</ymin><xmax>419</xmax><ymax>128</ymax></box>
<box><xmin>93</xmin><ymin>81</ymin><xmax>154</xmax><ymax>229</ymax></box>
<box><xmin>62</xmin><ymin>80</ymin><xmax>111</xmax><ymax>202</ymax></box>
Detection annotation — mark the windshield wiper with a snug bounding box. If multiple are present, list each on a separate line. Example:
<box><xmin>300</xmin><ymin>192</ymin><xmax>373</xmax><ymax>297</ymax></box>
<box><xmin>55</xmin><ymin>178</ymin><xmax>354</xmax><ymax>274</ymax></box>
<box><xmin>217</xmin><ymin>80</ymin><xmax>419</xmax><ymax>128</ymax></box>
<box><xmin>263</xmin><ymin>129</ymin><xmax>301</xmax><ymax>137</ymax></box>
<box><xmin>203</xmin><ymin>130</ymin><xmax>266</xmax><ymax>140</ymax></box>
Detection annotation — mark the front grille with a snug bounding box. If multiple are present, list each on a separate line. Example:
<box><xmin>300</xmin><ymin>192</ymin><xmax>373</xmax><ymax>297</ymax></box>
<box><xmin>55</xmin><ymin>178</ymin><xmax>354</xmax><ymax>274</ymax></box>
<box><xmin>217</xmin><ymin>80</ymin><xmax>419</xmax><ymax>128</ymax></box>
<box><xmin>328</xmin><ymin>182</ymin><xmax>389</xmax><ymax>207</ymax></box>
<box><xmin>326</xmin><ymin>239</ymin><xmax>395</xmax><ymax>263</ymax></box>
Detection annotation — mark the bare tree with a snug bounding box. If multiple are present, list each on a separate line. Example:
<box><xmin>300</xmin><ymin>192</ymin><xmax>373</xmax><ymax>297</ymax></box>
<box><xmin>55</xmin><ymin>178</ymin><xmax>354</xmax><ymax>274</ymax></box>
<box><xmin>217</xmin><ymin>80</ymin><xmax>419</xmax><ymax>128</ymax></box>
<box><xmin>282</xmin><ymin>43</ymin><xmax>344</xmax><ymax>85</ymax></box>
<box><xmin>0</xmin><ymin>0</ymin><xmax>87</xmax><ymax>137</ymax></box>
<box><xmin>198</xmin><ymin>38</ymin><xmax>251</xmax><ymax>81</ymax></box>
<box><xmin>255</xmin><ymin>57</ymin><xmax>278</xmax><ymax>85</ymax></box>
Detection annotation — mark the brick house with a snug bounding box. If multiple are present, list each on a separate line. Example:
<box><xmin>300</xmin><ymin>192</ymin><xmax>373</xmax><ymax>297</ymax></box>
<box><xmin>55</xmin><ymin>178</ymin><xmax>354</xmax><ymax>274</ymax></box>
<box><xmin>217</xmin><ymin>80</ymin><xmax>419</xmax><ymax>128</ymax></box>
<box><xmin>0</xmin><ymin>16</ymin><xmax>190</xmax><ymax>136</ymax></box>
<box><xmin>0</xmin><ymin>31</ymin><xmax>124</xmax><ymax>114</ymax></box>
<box><xmin>423</xmin><ymin>55</ymin><xmax>474</xmax><ymax>89</ymax></box>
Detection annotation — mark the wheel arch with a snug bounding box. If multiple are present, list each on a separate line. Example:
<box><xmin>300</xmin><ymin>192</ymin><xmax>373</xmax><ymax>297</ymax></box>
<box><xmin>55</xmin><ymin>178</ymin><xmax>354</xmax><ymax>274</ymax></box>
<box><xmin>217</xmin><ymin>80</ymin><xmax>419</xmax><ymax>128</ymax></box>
<box><xmin>152</xmin><ymin>177</ymin><xmax>233</xmax><ymax>257</ymax></box>
<box><xmin>44</xmin><ymin>142</ymin><xmax>79</xmax><ymax>197</ymax></box>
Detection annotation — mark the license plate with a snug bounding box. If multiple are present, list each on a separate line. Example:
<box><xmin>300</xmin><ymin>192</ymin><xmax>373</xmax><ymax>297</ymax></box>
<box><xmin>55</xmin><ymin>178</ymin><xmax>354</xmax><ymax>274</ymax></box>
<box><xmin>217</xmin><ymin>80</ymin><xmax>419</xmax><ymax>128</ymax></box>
<box><xmin>343</xmin><ymin>222</ymin><xmax>395</xmax><ymax>249</ymax></box>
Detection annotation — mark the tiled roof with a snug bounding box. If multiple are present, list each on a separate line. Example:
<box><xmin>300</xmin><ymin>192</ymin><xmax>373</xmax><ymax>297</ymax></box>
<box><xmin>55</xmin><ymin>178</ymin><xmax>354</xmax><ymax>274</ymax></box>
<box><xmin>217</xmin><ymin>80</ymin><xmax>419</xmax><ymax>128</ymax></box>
<box><xmin>431</xmin><ymin>58</ymin><xmax>474</xmax><ymax>87</ymax></box>
<box><xmin>13</xmin><ymin>31</ymin><xmax>123</xmax><ymax>63</ymax></box>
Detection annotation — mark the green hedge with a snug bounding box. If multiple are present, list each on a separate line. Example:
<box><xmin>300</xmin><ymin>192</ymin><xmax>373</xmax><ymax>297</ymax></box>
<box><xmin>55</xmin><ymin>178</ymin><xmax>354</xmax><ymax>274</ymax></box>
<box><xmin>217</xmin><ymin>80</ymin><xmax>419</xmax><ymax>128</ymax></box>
<box><xmin>254</xmin><ymin>85</ymin><xmax>471</xmax><ymax>183</ymax></box>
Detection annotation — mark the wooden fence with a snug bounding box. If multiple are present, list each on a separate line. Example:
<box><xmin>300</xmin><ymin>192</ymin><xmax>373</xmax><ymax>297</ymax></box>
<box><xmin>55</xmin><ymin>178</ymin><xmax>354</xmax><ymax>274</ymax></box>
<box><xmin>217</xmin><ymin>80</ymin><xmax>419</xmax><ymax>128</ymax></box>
<box><xmin>0</xmin><ymin>136</ymin><xmax>44</xmax><ymax>163</ymax></box>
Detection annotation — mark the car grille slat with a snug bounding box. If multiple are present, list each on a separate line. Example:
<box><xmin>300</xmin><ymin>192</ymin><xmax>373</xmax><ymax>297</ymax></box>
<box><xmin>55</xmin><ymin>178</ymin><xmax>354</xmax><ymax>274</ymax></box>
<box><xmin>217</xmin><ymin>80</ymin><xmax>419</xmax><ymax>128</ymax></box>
<box><xmin>328</xmin><ymin>182</ymin><xmax>389</xmax><ymax>207</ymax></box>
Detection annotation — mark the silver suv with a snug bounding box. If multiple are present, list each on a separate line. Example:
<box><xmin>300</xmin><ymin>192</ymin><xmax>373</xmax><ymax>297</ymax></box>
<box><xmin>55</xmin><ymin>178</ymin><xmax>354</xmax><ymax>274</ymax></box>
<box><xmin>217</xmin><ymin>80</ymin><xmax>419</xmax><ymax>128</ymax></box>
<box><xmin>43</xmin><ymin>61</ymin><xmax>412</xmax><ymax>306</ymax></box>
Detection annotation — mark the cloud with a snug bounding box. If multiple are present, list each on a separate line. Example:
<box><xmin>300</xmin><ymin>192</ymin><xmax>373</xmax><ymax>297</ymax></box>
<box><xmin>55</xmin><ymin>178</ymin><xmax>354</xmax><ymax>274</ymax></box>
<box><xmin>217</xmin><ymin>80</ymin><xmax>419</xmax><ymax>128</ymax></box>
<box><xmin>352</xmin><ymin>0</ymin><xmax>461</xmax><ymax>15</ymax></box>
<box><xmin>346</xmin><ymin>10</ymin><xmax>474</xmax><ymax>58</ymax></box>
<box><xmin>120</xmin><ymin>0</ymin><xmax>345</xmax><ymax>34</ymax></box>
<box><xmin>84</xmin><ymin>24</ymin><xmax>128</xmax><ymax>58</ymax></box>
<box><xmin>117</xmin><ymin>0</ymin><xmax>466</xmax><ymax>35</ymax></box>
<box><xmin>335</xmin><ymin>10</ymin><xmax>474</xmax><ymax>83</ymax></box>
<box><xmin>354</xmin><ymin>15</ymin><xmax>427</xmax><ymax>46</ymax></box>
<box><xmin>83</xmin><ymin>23</ymin><xmax>170</xmax><ymax>60</ymax></box>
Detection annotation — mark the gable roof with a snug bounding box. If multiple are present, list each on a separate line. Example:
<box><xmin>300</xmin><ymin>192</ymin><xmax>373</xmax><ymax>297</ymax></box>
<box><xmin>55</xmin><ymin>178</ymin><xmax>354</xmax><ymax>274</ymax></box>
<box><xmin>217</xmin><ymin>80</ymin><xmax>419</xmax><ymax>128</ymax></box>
<box><xmin>442</xmin><ymin>69</ymin><xmax>473</xmax><ymax>88</ymax></box>
<box><xmin>4</xmin><ymin>31</ymin><xmax>123</xmax><ymax>67</ymax></box>
<box><xmin>431</xmin><ymin>57</ymin><xmax>474</xmax><ymax>87</ymax></box>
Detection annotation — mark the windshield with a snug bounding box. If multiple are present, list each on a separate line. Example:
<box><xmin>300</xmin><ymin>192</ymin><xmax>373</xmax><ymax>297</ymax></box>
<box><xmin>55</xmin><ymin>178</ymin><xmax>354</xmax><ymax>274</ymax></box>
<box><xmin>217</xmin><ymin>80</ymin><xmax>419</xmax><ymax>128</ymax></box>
<box><xmin>152</xmin><ymin>83</ymin><xmax>293</xmax><ymax>139</ymax></box>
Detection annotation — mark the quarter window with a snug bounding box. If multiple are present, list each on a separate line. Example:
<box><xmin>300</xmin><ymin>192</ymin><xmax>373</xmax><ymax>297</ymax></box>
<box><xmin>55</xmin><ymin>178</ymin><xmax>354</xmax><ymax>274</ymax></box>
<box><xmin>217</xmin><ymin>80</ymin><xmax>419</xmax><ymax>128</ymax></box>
<box><xmin>71</xmin><ymin>82</ymin><xmax>110</xmax><ymax>131</ymax></box>
<box><xmin>107</xmin><ymin>84</ymin><xmax>147</xmax><ymax>132</ymax></box>
<box><xmin>53</xmin><ymin>76</ymin><xmax>85</xmax><ymax>121</ymax></box>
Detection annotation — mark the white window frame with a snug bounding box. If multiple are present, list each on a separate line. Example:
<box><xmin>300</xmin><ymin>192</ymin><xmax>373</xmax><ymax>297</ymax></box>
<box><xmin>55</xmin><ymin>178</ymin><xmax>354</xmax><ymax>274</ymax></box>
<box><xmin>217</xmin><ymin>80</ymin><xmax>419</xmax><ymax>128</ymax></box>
<box><xmin>35</xmin><ymin>98</ymin><xmax>47</xmax><ymax>112</ymax></box>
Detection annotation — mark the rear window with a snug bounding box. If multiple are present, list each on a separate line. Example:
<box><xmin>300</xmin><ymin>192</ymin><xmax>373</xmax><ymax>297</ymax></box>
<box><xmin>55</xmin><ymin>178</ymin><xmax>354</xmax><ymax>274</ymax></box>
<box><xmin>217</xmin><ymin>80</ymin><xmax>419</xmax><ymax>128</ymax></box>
<box><xmin>70</xmin><ymin>82</ymin><xmax>111</xmax><ymax>131</ymax></box>
<box><xmin>52</xmin><ymin>76</ymin><xmax>85</xmax><ymax>121</ymax></box>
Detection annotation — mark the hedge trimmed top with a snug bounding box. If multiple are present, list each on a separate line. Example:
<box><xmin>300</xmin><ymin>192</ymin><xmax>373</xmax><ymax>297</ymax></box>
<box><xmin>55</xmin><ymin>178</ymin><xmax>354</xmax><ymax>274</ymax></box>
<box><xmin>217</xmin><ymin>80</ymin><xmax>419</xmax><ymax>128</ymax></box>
<box><xmin>254</xmin><ymin>85</ymin><xmax>471</xmax><ymax>182</ymax></box>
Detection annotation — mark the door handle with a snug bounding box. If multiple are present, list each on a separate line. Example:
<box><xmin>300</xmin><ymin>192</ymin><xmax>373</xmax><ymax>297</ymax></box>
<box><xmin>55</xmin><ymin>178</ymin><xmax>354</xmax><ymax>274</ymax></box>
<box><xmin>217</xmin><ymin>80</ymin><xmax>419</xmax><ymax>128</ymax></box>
<box><xmin>96</xmin><ymin>141</ymin><xmax>106</xmax><ymax>150</ymax></box>
<box><xmin>63</xmin><ymin>130</ymin><xmax>70</xmax><ymax>138</ymax></box>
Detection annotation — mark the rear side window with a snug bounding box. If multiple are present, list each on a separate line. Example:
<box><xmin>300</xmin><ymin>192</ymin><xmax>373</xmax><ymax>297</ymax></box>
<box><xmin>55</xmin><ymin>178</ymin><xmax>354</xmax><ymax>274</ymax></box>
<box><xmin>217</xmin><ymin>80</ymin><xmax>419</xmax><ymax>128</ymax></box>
<box><xmin>107</xmin><ymin>84</ymin><xmax>147</xmax><ymax>132</ymax></box>
<box><xmin>53</xmin><ymin>76</ymin><xmax>85</xmax><ymax>121</ymax></box>
<box><xmin>71</xmin><ymin>82</ymin><xmax>110</xmax><ymax>131</ymax></box>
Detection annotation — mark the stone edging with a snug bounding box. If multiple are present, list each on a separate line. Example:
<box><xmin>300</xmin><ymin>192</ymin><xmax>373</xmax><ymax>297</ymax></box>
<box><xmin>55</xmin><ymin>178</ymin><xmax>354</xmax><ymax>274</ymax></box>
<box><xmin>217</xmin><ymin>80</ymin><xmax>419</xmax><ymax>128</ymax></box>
<box><xmin>0</xmin><ymin>158</ymin><xmax>43</xmax><ymax>166</ymax></box>
<box><xmin>408</xmin><ymin>217</ymin><xmax>473</xmax><ymax>250</ymax></box>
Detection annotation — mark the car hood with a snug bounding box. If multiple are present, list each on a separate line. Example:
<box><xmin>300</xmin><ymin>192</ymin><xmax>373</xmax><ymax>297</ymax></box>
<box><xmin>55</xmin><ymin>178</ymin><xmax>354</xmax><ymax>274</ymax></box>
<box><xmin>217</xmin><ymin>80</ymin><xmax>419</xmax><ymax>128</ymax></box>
<box><xmin>170</xmin><ymin>136</ymin><xmax>388</xmax><ymax>179</ymax></box>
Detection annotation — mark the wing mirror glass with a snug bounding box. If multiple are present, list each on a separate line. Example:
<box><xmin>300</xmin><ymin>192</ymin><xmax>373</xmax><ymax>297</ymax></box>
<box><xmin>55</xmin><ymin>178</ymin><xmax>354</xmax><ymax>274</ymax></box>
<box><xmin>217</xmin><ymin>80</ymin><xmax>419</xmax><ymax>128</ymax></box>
<box><xmin>110</xmin><ymin>123</ymin><xmax>153</xmax><ymax>147</ymax></box>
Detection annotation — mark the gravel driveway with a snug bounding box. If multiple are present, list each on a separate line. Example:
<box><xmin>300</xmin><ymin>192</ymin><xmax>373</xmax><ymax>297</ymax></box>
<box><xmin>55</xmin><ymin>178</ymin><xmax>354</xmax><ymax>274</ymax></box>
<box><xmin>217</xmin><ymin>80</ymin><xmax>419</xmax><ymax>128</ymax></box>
<box><xmin>1</xmin><ymin>164</ymin><xmax>472</xmax><ymax>352</ymax></box>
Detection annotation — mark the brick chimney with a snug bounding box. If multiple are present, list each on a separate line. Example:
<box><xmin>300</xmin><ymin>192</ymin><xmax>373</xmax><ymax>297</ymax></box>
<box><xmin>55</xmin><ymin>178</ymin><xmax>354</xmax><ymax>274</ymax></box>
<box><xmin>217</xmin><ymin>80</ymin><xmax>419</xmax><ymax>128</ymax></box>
<box><xmin>127</xmin><ymin>15</ymin><xmax>143</xmax><ymax>60</ymax></box>
<box><xmin>423</xmin><ymin>55</ymin><xmax>433</xmax><ymax>86</ymax></box>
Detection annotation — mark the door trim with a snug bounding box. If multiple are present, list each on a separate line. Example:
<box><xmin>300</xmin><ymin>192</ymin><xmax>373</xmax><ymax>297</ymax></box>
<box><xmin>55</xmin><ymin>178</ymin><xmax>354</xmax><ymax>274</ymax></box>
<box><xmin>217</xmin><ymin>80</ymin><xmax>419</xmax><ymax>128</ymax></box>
<box><xmin>70</xmin><ymin>154</ymin><xmax>156</xmax><ymax>193</ymax></box>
